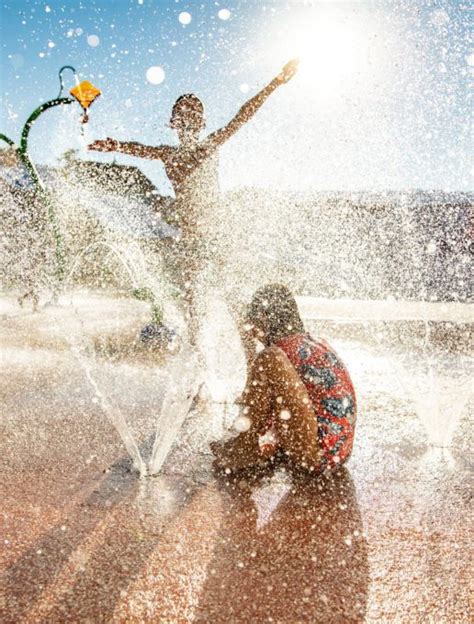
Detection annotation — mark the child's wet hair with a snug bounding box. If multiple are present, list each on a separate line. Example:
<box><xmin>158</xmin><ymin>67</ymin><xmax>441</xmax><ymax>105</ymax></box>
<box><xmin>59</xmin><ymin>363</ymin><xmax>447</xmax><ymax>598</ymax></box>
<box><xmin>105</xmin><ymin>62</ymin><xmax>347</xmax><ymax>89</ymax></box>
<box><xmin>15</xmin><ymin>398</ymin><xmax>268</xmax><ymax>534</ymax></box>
<box><xmin>247</xmin><ymin>283</ymin><xmax>305</xmax><ymax>345</ymax></box>
<box><xmin>170</xmin><ymin>93</ymin><xmax>206</xmax><ymax>130</ymax></box>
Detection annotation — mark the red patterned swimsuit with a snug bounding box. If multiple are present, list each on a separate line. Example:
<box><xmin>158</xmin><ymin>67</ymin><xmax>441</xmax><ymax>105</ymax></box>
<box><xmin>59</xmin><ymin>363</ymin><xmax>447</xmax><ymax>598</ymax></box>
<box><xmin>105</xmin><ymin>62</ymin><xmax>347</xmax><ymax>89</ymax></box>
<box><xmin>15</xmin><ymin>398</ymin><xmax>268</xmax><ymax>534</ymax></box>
<box><xmin>265</xmin><ymin>333</ymin><xmax>357</xmax><ymax>472</ymax></box>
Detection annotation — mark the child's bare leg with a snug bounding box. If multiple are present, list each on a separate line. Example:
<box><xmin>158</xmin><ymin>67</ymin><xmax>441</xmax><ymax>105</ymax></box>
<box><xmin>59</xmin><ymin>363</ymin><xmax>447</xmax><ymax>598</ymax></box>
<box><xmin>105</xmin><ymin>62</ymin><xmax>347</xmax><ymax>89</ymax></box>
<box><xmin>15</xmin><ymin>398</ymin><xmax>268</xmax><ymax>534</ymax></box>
<box><xmin>265</xmin><ymin>347</ymin><xmax>323</xmax><ymax>470</ymax></box>
<box><xmin>212</xmin><ymin>353</ymin><xmax>274</xmax><ymax>470</ymax></box>
<box><xmin>183</xmin><ymin>285</ymin><xmax>199</xmax><ymax>347</ymax></box>
<box><xmin>214</xmin><ymin>346</ymin><xmax>323</xmax><ymax>471</ymax></box>
<box><xmin>181</xmin><ymin>255</ymin><xmax>202</xmax><ymax>347</ymax></box>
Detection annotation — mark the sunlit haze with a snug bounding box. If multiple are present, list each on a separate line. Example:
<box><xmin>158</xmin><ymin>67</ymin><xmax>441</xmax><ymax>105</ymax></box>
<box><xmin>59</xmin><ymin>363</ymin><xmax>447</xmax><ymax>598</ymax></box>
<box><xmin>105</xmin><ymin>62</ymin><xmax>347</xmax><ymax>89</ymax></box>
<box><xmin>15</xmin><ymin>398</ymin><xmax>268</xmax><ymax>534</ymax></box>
<box><xmin>1</xmin><ymin>0</ymin><xmax>471</xmax><ymax>192</ymax></box>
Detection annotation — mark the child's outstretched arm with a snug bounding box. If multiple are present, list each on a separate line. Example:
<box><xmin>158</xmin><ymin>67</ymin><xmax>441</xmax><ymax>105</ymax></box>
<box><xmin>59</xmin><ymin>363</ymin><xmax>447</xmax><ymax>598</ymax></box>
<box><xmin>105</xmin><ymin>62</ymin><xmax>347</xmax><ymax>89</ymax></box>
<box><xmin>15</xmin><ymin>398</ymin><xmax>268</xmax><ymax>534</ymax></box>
<box><xmin>88</xmin><ymin>138</ymin><xmax>167</xmax><ymax>160</ymax></box>
<box><xmin>206</xmin><ymin>58</ymin><xmax>298</xmax><ymax>149</ymax></box>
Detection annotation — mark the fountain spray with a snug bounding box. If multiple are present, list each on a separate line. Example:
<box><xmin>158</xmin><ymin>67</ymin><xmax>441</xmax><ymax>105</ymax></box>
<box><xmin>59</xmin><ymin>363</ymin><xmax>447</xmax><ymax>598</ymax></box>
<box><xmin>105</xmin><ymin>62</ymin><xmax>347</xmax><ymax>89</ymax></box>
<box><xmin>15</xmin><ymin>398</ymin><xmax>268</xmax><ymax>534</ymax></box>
<box><xmin>0</xmin><ymin>66</ymin><xmax>101</xmax><ymax>290</ymax></box>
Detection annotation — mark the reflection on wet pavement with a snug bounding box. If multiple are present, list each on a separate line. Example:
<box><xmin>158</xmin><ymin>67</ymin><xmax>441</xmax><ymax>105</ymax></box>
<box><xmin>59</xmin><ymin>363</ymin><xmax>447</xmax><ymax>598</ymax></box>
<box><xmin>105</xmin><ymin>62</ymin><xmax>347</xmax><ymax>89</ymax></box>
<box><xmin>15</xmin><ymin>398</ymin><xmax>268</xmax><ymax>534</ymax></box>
<box><xmin>0</xmin><ymin>293</ymin><xmax>472</xmax><ymax>622</ymax></box>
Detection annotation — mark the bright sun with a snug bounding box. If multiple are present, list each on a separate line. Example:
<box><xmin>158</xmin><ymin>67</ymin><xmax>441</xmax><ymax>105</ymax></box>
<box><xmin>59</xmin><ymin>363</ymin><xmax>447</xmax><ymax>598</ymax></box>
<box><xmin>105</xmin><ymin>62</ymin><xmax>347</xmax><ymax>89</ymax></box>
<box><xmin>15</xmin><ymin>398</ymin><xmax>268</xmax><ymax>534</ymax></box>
<box><xmin>276</xmin><ymin>15</ymin><xmax>369</xmax><ymax>89</ymax></box>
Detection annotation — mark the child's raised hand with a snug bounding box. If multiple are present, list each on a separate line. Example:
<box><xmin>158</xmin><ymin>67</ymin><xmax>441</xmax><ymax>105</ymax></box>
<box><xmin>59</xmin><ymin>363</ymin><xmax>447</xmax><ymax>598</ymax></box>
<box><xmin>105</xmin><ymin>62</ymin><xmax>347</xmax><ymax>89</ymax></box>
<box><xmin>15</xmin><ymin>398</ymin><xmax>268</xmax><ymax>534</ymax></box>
<box><xmin>277</xmin><ymin>58</ymin><xmax>299</xmax><ymax>84</ymax></box>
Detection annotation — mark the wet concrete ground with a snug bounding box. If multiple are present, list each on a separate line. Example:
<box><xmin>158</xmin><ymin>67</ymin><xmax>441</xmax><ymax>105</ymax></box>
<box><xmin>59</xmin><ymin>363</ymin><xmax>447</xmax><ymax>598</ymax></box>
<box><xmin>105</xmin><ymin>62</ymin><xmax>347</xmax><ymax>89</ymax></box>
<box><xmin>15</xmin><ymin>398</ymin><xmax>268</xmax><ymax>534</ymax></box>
<box><xmin>0</xmin><ymin>292</ymin><xmax>472</xmax><ymax>623</ymax></box>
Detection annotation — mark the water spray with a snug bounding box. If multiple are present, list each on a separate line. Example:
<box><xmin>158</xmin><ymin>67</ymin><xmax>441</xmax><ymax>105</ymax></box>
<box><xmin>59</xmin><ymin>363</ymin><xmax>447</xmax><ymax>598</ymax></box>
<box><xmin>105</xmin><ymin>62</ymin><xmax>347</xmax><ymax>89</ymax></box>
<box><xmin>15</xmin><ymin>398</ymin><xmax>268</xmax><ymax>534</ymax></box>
<box><xmin>0</xmin><ymin>66</ymin><xmax>101</xmax><ymax>291</ymax></box>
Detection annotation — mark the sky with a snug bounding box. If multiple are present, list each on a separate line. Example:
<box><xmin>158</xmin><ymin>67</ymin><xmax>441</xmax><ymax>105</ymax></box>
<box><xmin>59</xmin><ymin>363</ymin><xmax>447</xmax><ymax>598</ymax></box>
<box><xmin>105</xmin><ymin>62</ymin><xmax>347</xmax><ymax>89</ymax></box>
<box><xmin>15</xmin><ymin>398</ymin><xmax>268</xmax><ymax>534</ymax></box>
<box><xmin>0</xmin><ymin>0</ymin><xmax>472</xmax><ymax>194</ymax></box>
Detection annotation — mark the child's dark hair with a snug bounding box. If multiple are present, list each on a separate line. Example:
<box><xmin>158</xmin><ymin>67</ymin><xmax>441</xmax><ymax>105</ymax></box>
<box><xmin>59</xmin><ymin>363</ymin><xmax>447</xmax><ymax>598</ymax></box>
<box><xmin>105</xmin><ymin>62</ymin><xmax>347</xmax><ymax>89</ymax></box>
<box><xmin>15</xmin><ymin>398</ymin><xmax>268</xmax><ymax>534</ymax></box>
<box><xmin>247</xmin><ymin>284</ymin><xmax>305</xmax><ymax>345</ymax></box>
<box><xmin>170</xmin><ymin>93</ymin><xmax>205</xmax><ymax>130</ymax></box>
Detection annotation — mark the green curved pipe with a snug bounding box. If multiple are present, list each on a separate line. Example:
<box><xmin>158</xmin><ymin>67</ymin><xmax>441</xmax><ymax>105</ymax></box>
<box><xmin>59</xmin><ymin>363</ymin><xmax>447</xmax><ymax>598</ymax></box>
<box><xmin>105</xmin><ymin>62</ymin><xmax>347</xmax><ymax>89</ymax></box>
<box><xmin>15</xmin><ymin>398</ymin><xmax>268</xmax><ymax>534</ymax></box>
<box><xmin>18</xmin><ymin>98</ymin><xmax>73</xmax><ymax>190</ymax></box>
<box><xmin>19</xmin><ymin>97</ymin><xmax>73</xmax><ymax>156</ymax></box>
<box><xmin>0</xmin><ymin>133</ymin><xmax>15</xmax><ymax>147</ymax></box>
<box><xmin>2</xmin><ymin>98</ymin><xmax>74</xmax><ymax>284</ymax></box>
<box><xmin>19</xmin><ymin>98</ymin><xmax>74</xmax><ymax>283</ymax></box>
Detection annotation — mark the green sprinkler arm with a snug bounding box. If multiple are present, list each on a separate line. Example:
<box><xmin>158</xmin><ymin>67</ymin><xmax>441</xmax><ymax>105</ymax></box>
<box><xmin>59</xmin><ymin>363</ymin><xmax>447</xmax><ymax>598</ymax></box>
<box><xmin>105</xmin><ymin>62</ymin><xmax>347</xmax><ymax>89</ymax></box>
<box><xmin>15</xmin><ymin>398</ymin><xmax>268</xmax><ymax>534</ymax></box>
<box><xmin>0</xmin><ymin>133</ymin><xmax>15</xmax><ymax>148</ymax></box>
<box><xmin>18</xmin><ymin>97</ymin><xmax>73</xmax><ymax>189</ymax></box>
<box><xmin>12</xmin><ymin>97</ymin><xmax>75</xmax><ymax>282</ymax></box>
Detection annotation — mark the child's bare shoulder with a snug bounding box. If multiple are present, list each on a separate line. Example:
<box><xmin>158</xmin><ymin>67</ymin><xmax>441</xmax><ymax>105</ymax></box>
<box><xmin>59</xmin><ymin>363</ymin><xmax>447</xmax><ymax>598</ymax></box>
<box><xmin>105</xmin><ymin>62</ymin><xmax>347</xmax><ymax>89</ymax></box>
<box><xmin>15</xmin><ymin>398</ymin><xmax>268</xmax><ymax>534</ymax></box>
<box><xmin>256</xmin><ymin>345</ymin><xmax>291</xmax><ymax>368</ymax></box>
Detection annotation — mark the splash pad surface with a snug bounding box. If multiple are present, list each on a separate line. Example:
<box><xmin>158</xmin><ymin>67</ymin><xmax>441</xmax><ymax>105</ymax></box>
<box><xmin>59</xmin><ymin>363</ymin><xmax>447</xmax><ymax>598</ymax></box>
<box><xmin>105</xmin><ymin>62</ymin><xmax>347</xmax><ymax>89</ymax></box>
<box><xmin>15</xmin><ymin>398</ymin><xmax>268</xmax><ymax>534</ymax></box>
<box><xmin>0</xmin><ymin>290</ymin><xmax>472</xmax><ymax>623</ymax></box>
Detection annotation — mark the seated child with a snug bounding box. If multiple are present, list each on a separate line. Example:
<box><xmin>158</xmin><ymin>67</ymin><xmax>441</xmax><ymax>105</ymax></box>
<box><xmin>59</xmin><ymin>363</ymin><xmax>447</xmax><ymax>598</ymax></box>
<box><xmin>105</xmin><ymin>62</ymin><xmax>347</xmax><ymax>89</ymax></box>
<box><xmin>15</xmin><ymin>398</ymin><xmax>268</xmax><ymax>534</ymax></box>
<box><xmin>211</xmin><ymin>284</ymin><xmax>357</xmax><ymax>473</ymax></box>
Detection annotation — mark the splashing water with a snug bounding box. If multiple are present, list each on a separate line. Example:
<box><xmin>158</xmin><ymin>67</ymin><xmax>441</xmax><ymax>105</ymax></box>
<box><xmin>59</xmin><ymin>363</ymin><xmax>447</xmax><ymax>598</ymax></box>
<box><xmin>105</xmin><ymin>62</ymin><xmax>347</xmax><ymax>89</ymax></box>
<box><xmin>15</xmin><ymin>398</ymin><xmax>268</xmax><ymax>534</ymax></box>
<box><xmin>1</xmin><ymin>115</ymin><xmax>471</xmax><ymax>475</ymax></box>
<box><xmin>197</xmin><ymin>289</ymin><xmax>246</xmax><ymax>403</ymax></box>
<box><xmin>67</xmin><ymin>241</ymin><xmax>141</xmax><ymax>290</ymax></box>
<box><xmin>388</xmin><ymin>195</ymin><xmax>472</xmax><ymax>448</ymax></box>
<box><xmin>392</xmin><ymin>321</ymin><xmax>472</xmax><ymax>448</ymax></box>
<box><xmin>149</xmin><ymin>347</ymin><xmax>203</xmax><ymax>475</ymax></box>
<box><xmin>71</xmin><ymin>343</ymin><xmax>147</xmax><ymax>476</ymax></box>
<box><xmin>64</xmin><ymin>323</ymin><xmax>147</xmax><ymax>476</ymax></box>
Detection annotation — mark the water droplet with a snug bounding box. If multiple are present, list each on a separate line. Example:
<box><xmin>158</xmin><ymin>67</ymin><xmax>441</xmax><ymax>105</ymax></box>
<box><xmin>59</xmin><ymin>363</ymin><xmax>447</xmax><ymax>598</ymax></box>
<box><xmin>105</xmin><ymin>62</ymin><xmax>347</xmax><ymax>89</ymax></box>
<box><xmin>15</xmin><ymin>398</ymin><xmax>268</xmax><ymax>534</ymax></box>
<box><xmin>427</xmin><ymin>241</ymin><xmax>437</xmax><ymax>254</ymax></box>
<box><xmin>87</xmin><ymin>34</ymin><xmax>100</xmax><ymax>48</ymax></box>
<box><xmin>430</xmin><ymin>9</ymin><xmax>449</xmax><ymax>27</ymax></box>
<box><xmin>234</xmin><ymin>415</ymin><xmax>251</xmax><ymax>432</ymax></box>
<box><xmin>146</xmin><ymin>66</ymin><xmax>165</xmax><ymax>85</ymax></box>
<box><xmin>178</xmin><ymin>12</ymin><xmax>192</xmax><ymax>25</ymax></box>
<box><xmin>218</xmin><ymin>8</ymin><xmax>231</xmax><ymax>21</ymax></box>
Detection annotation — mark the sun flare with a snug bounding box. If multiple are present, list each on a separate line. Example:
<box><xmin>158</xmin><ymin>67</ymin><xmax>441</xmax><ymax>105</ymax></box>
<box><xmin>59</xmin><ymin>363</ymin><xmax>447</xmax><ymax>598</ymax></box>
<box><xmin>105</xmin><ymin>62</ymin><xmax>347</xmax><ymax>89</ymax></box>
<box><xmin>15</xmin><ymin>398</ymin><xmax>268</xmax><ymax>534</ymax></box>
<box><xmin>276</xmin><ymin>15</ymin><xmax>370</xmax><ymax>89</ymax></box>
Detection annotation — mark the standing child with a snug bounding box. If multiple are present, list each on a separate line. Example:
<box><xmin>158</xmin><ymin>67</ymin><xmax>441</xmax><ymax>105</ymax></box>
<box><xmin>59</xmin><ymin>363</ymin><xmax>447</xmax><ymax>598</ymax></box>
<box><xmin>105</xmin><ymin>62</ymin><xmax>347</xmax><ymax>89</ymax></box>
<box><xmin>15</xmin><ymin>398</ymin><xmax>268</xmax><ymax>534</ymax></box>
<box><xmin>89</xmin><ymin>60</ymin><xmax>298</xmax><ymax>343</ymax></box>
